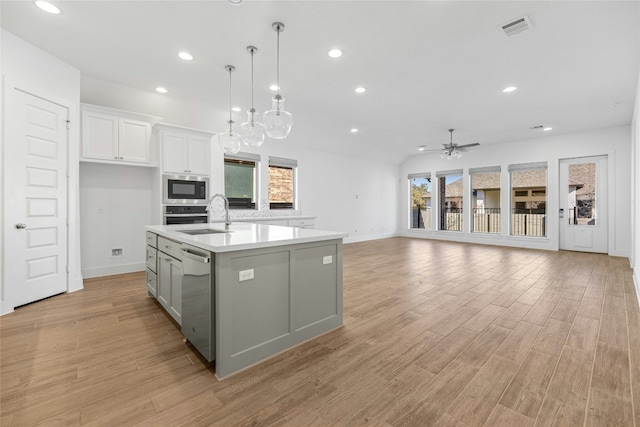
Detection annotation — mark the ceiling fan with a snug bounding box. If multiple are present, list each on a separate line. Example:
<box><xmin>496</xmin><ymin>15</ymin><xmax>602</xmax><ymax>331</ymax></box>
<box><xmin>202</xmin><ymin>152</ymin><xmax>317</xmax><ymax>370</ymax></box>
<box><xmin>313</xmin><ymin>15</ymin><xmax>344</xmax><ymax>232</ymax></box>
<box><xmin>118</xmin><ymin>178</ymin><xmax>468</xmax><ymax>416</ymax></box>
<box><xmin>419</xmin><ymin>129</ymin><xmax>480</xmax><ymax>159</ymax></box>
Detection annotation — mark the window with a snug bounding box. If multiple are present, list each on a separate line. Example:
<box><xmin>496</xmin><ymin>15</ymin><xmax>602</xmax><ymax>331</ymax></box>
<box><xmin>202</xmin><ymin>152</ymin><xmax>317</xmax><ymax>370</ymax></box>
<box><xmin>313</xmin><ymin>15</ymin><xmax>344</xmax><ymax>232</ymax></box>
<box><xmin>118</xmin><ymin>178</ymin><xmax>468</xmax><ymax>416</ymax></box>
<box><xmin>567</xmin><ymin>161</ymin><xmax>597</xmax><ymax>225</ymax></box>
<box><xmin>470</xmin><ymin>167</ymin><xmax>501</xmax><ymax>234</ymax></box>
<box><xmin>437</xmin><ymin>170</ymin><xmax>463</xmax><ymax>231</ymax></box>
<box><xmin>224</xmin><ymin>152</ymin><xmax>260</xmax><ymax>209</ymax></box>
<box><xmin>409</xmin><ymin>173</ymin><xmax>431</xmax><ymax>229</ymax></box>
<box><xmin>268</xmin><ymin>157</ymin><xmax>297</xmax><ymax>209</ymax></box>
<box><xmin>509</xmin><ymin>162</ymin><xmax>547</xmax><ymax>237</ymax></box>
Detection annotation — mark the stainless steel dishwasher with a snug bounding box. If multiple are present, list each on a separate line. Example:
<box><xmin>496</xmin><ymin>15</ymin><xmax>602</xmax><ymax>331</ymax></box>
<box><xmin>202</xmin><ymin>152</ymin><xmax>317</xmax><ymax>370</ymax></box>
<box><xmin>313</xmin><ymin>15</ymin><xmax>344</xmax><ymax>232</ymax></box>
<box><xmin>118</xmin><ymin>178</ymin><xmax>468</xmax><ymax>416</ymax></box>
<box><xmin>181</xmin><ymin>243</ymin><xmax>214</xmax><ymax>362</ymax></box>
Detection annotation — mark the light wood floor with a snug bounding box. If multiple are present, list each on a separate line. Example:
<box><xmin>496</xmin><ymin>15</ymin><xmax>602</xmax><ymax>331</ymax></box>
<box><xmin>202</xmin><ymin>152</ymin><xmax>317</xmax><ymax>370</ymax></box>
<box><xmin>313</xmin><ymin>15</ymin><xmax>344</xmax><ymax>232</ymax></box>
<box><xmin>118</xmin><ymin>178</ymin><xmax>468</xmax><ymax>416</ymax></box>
<box><xmin>2</xmin><ymin>237</ymin><xmax>639</xmax><ymax>426</ymax></box>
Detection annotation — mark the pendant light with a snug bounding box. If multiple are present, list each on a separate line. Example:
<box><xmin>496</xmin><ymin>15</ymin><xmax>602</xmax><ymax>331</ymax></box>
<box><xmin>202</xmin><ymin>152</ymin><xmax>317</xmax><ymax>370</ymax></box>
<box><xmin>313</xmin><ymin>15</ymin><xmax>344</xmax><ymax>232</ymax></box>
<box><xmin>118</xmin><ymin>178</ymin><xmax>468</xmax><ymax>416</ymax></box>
<box><xmin>218</xmin><ymin>65</ymin><xmax>242</xmax><ymax>154</ymax></box>
<box><xmin>239</xmin><ymin>46</ymin><xmax>266</xmax><ymax>147</ymax></box>
<box><xmin>263</xmin><ymin>22</ymin><xmax>293</xmax><ymax>139</ymax></box>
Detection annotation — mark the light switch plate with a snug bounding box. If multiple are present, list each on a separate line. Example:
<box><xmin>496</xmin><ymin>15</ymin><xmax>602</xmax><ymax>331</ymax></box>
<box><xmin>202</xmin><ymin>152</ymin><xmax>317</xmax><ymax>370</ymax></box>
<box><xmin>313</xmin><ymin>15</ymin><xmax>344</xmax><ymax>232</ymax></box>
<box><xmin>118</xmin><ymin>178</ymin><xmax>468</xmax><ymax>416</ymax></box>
<box><xmin>239</xmin><ymin>269</ymin><xmax>254</xmax><ymax>282</ymax></box>
<box><xmin>323</xmin><ymin>255</ymin><xmax>333</xmax><ymax>265</ymax></box>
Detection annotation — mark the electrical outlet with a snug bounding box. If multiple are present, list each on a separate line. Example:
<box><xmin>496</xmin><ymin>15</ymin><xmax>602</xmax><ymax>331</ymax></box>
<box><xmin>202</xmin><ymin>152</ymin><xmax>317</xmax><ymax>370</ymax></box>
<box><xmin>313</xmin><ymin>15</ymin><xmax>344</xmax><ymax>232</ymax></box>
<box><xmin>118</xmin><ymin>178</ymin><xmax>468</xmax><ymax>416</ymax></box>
<box><xmin>323</xmin><ymin>255</ymin><xmax>333</xmax><ymax>265</ymax></box>
<box><xmin>239</xmin><ymin>269</ymin><xmax>254</xmax><ymax>282</ymax></box>
<box><xmin>111</xmin><ymin>248</ymin><xmax>123</xmax><ymax>257</ymax></box>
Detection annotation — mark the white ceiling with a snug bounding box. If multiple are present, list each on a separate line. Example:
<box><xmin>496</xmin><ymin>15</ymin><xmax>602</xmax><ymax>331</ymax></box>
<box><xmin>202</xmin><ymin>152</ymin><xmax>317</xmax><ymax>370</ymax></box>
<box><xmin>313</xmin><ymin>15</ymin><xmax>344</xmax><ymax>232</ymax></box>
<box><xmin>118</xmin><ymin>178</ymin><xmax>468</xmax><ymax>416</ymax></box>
<box><xmin>2</xmin><ymin>1</ymin><xmax>639</xmax><ymax>164</ymax></box>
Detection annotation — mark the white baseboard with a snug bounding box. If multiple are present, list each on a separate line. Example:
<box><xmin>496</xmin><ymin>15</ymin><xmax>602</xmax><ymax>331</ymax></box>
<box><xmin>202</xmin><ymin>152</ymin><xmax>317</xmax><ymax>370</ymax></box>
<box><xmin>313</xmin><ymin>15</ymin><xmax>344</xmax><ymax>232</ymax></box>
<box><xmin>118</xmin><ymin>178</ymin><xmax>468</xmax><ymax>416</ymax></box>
<box><xmin>344</xmin><ymin>232</ymin><xmax>399</xmax><ymax>244</ymax></box>
<box><xmin>82</xmin><ymin>262</ymin><xmax>145</xmax><ymax>279</ymax></box>
<box><xmin>68</xmin><ymin>274</ymin><xmax>84</xmax><ymax>293</ymax></box>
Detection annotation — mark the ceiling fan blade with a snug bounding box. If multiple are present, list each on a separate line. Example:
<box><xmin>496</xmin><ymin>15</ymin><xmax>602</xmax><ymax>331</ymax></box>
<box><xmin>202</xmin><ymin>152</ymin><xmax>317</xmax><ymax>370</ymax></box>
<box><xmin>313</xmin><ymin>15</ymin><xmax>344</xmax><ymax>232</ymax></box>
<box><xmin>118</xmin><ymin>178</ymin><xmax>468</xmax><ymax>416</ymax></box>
<box><xmin>455</xmin><ymin>142</ymin><xmax>480</xmax><ymax>149</ymax></box>
<box><xmin>420</xmin><ymin>148</ymin><xmax>445</xmax><ymax>153</ymax></box>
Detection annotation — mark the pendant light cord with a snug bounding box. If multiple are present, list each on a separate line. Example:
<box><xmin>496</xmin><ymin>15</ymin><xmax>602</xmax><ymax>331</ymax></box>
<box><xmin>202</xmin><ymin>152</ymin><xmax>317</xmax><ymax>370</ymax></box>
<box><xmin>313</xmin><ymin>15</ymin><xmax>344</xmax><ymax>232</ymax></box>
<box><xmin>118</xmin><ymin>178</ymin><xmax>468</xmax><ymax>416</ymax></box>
<box><xmin>228</xmin><ymin>66</ymin><xmax>233</xmax><ymax>130</ymax></box>
<box><xmin>250</xmin><ymin>48</ymin><xmax>255</xmax><ymax>112</ymax></box>
<box><xmin>276</xmin><ymin>25</ymin><xmax>280</xmax><ymax>96</ymax></box>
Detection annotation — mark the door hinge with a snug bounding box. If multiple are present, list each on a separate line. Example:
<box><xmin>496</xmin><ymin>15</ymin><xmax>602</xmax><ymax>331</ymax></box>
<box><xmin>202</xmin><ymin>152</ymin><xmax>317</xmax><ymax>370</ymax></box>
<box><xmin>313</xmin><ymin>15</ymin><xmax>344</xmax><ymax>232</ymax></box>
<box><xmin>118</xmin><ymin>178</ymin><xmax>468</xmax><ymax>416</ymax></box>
<box><xmin>66</xmin><ymin>119</ymin><xmax>71</xmax><ymax>130</ymax></box>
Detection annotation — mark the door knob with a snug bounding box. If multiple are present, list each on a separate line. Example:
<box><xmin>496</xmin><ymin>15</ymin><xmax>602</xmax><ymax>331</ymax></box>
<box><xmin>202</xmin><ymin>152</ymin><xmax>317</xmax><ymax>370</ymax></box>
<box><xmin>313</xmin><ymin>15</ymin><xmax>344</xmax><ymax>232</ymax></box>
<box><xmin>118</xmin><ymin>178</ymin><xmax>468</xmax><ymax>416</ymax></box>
<box><xmin>15</xmin><ymin>223</ymin><xmax>27</xmax><ymax>229</ymax></box>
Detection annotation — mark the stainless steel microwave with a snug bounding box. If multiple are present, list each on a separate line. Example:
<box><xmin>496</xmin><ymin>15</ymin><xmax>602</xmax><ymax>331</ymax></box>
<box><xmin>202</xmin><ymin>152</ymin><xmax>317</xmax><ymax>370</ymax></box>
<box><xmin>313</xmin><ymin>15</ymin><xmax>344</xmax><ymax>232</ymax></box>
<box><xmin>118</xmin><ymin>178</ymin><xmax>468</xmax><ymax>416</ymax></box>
<box><xmin>163</xmin><ymin>174</ymin><xmax>209</xmax><ymax>205</ymax></box>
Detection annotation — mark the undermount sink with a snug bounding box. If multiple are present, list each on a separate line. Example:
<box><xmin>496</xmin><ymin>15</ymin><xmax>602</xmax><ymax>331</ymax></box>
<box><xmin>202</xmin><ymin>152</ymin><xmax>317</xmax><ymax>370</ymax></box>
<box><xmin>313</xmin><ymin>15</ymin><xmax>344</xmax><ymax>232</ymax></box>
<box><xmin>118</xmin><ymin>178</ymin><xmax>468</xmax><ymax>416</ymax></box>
<box><xmin>179</xmin><ymin>228</ymin><xmax>230</xmax><ymax>235</ymax></box>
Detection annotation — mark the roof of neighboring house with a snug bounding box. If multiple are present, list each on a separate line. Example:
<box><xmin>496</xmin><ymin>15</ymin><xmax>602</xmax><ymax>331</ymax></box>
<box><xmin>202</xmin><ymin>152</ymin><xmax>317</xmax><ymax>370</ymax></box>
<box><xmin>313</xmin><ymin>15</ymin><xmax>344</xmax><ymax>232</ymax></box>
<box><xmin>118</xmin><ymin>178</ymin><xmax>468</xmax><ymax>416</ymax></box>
<box><xmin>568</xmin><ymin>163</ymin><xmax>596</xmax><ymax>197</ymax></box>
<box><xmin>418</xmin><ymin>165</ymin><xmax>596</xmax><ymax>200</ymax></box>
<box><xmin>420</xmin><ymin>170</ymin><xmax>547</xmax><ymax>199</ymax></box>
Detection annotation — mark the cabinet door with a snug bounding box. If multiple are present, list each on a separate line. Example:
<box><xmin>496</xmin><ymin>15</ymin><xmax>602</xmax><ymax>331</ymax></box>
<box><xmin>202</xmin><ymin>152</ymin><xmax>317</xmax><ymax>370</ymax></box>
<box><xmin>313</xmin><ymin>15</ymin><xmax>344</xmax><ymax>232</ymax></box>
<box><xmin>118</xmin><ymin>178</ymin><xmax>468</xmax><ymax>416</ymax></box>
<box><xmin>169</xmin><ymin>257</ymin><xmax>183</xmax><ymax>324</ymax></box>
<box><xmin>158</xmin><ymin>256</ymin><xmax>172</xmax><ymax>311</ymax></box>
<box><xmin>161</xmin><ymin>131</ymin><xmax>188</xmax><ymax>173</ymax></box>
<box><xmin>186</xmin><ymin>135</ymin><xmax>211</xmax><ymax>175</ymax></box>
<box><xmin>82</xmin><ymin>110</ymin><xmax>118</xmax><ymax>161</ymax></box>
<box><xmin>118</xmin><ymin>117</ymin><xmax>150</xmax><ymax>163</ymax></box>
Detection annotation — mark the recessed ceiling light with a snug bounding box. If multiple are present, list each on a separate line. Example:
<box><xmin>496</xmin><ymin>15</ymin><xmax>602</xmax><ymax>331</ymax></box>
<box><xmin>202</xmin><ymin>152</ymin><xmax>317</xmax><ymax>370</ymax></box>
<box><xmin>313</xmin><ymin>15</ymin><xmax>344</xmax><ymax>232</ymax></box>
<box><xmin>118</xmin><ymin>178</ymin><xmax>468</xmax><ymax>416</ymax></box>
<box><xmin>228</xmin><ymin>0</ymin><xmax>244</xmax><ymax>5</ymax></box>
<box><xmin>35</xmin><ymin>1</ymin><xmax>60</xmax><ymax>14</ymax></box>
<box><xmin>155</xmin><ymin>87</ymin><xmax>168</xmax><ymax>94</ymax></box>
<box><xmin>418</xmin><ymin>145</ymin><xmax>426</xmax><ymax>151</ymax></box>
<box><xmin>178</xmin><ymin>51</ymin><xmax>194</xmax><ymax>61</ymax></box>
<box><xmin>328</xmin><ymin>49</ymin><xmax>343</xmax><ymax>58</ymax></box>
<box><xmin>502</xmin><ymin>86</ymin><xmax>518</xmax><ymax>93</ymax></box>
<box><xmin>232</xmin><ymin>106</ymin><xmax>242</xmax><ymax>112</ymax></box>
<box><xmin>350</xmin><ymin>128</ymin><xmax>359</xmax><ymax>133</ymax></box>
<box><xmin>354</xmin><ymin>87</ymin><xmax>367</xmax><ymax>94</ymax></box>
<box><xmin>269</xmin><ymin>84</ymin><xmax>279</xmax><ymax>91</ymax></box>
<box><xmin>543</xmin><ymin>127</ymin><xmax>552</xmax><ymax>131</ymax></box>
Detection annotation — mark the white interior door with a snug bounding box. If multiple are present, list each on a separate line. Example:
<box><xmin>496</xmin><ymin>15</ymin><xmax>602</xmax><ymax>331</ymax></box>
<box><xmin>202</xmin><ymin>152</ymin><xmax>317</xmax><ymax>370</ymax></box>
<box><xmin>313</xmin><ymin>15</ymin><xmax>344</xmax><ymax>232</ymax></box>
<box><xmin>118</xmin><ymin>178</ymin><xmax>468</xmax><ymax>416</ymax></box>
<box><xmin>4</xmin><ymin>87</ymin><xmax>68</xmax><ymax>307</ymax></box>
<box><xmin>559</xmin><ymin>156</ymin><xmax>607</xmax><ymax>253</ymax></box>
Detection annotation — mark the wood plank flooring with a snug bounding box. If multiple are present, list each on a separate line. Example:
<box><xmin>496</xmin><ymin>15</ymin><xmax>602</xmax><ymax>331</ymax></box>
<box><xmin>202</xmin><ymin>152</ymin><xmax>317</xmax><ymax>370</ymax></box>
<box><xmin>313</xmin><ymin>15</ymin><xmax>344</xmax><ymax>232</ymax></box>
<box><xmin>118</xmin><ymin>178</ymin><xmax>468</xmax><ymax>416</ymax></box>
<box><xmin>2</xmin><ymin>237</ymin><xmax>639</xmax><ymax>426</ymax></box>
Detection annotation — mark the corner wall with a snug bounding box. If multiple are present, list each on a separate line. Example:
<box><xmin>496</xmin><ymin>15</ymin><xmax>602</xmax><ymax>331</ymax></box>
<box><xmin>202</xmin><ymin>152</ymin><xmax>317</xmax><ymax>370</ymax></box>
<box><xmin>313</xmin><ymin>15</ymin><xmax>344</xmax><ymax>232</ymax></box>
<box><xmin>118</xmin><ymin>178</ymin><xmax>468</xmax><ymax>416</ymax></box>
<box><xmin>632</xmin><ymin>65</ymin><xmax>640</xmax><ymax>306</ymax></box>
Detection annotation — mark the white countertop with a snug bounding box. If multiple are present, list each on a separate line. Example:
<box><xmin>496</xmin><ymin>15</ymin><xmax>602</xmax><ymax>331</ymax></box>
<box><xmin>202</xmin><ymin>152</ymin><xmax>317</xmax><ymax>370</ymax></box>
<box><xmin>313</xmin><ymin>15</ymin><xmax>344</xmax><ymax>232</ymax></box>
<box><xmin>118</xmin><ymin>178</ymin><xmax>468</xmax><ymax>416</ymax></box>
<box><xmin>146</xmin><ymin>222</ymin><xmax>346</xmax><ymax>253</ymax></box>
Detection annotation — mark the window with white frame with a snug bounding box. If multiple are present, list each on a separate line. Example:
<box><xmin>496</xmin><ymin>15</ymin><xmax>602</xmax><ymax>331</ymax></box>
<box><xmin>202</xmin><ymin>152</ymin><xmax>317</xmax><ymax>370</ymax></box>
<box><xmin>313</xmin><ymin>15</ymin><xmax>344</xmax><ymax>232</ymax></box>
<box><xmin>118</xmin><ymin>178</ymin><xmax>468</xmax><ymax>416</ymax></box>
<box><xmin>268</xmin><ymin>157</ymin><xmax>297</xmax><ymax>209</ymax></box>
<box><xmin>409</xmin><ymin>173</ymin><xmax>432</xmax><ymax>229</ymax></box>
<box><xmin>509</xmin><ymin>162</ymin><xmax>547</xmax><ymax>237</ymax></box>
<box><xmin>437</xmin><ymin>169</ymin><xmax>463</xmax><ymax>231</ymax></box>
<box><xmin>470</xmin><ymin>166</ymin><xmax>501</xmax><ymax>234</ymax></box>
<box><xmin>224</xmin><ymin>152</ymin><xmax>260</xmax><ymax>209</ymax></box>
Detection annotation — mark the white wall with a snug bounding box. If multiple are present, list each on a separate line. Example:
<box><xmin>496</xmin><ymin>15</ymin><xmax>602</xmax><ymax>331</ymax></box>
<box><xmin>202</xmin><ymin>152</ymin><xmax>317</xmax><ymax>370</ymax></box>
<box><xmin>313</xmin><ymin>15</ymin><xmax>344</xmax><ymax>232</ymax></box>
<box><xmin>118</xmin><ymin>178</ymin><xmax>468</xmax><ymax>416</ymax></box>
<box><xmin>1</xmin><ymin>30</ymin><xmax>83</xmax><ymax>313</ymax></box>
<box><xmin>631</xmin><ymin>66</ymin><xmax>640</xmax><ymax>305</ymax></box>
<box><xmin>79</xmin><ymin>76</ymin><xmax>399</xmax><ymax>275</ymax></box>
<box><xmin>400</xmin><ymin>125</ymin><xmax>632</xmax><ymax>257</ymax></box>
<box><xmin>79</xmin><ymin>163</ymin><xmax>154</xmax><ymax>277</ymax></box>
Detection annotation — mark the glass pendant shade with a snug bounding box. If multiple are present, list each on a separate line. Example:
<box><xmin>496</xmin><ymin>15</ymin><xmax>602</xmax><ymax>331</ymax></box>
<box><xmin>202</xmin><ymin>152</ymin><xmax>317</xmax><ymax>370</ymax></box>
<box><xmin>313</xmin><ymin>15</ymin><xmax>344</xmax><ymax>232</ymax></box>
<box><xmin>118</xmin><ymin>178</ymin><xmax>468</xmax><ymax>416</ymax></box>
<box><xmin>264</xmin><ymin>95</ymin><xmax>293</xmax><ymax>139</ymax></box>
<box><xmin>219</xmin><ymin>121</ymin><xmax>242</xmax><ymax>154</ymax></box>
<box><xmin>239</xmin><ymin>109</ymin><xmax>266</xmax><ymax>147</ymax></box>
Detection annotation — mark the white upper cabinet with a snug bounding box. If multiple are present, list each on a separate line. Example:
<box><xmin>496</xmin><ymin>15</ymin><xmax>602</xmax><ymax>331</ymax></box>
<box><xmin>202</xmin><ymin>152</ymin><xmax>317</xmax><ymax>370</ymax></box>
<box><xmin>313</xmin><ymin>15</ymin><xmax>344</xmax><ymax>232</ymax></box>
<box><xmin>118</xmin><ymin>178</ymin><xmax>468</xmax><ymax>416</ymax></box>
<box><xmin>81</xmin><ymin>104</ymin><xmax>161</xmax><ymax>165</ymax></box>
<box><xmin>159</xmin><ymin>124</ymin><xmax>213</xmax><ymax>176</ymax></box>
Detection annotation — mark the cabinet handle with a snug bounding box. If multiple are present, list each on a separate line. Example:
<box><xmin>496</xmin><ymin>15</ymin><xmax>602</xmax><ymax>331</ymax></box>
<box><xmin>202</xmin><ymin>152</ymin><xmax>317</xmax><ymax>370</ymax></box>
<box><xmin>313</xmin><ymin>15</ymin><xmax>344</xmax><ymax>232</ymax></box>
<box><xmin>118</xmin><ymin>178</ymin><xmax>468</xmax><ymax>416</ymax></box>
<box><xmin>165</xmin><ymin>245</ymin><xmax>171</xmax><ymax>249</ymax></box>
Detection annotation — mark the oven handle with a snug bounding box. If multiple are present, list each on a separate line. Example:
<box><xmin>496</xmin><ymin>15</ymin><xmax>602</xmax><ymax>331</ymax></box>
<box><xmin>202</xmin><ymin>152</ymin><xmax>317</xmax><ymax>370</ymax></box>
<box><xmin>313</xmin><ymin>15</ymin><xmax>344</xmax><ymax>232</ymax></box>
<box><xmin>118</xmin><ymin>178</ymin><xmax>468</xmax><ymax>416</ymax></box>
<box><xmin>164</xmin><ymin>214</ymin><xmax>209</xmax><ymax>217</ymax></box>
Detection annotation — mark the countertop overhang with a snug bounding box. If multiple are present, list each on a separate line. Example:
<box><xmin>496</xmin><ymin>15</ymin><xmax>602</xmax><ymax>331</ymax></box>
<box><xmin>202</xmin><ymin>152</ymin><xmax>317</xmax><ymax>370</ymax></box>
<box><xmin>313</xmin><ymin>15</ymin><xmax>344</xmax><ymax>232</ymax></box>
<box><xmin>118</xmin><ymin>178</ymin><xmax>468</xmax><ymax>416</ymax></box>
<box><xmin>146</xmin><ymin>222</ymin><xmax>347</xmax><ymax>253</ymax></box>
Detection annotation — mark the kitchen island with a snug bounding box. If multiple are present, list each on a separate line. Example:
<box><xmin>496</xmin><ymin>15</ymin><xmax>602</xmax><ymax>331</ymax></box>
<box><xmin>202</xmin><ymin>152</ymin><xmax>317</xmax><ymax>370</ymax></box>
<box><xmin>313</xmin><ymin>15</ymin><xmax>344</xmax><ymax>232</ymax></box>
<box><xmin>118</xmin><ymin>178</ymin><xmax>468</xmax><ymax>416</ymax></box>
<box><xmin>145</xmin><ymin>222</ymin><xmax>346</xmax><ymax>378</ymax></box>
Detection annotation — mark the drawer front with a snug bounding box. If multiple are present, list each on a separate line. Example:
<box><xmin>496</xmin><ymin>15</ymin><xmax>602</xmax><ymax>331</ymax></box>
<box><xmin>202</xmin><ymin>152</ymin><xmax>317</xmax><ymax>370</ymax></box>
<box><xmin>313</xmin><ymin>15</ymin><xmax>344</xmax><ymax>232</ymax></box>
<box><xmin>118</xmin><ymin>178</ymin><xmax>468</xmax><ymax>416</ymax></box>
<box><xmin>146</xmin><ymin>269</ymin><xmax>157</xmax><ymax>297</ymax></box>
<box><xmin>158</xmin><ymin>236</ymin><xmax>182</xmax><ymax>260</ymax></box>
<box><xmin>289</xmin><ymin>219</ymin><xmax>315</xmax><ymax>228</ymax></box>
<box><xmin>146</xmin><ymin>231</ymin><xmax>157</xmax><ymax>248</ymax></box>
<box><xmin>146</xmin><ymin>246</ymin><xmax>157</xmax><ymax>272</ymax></box>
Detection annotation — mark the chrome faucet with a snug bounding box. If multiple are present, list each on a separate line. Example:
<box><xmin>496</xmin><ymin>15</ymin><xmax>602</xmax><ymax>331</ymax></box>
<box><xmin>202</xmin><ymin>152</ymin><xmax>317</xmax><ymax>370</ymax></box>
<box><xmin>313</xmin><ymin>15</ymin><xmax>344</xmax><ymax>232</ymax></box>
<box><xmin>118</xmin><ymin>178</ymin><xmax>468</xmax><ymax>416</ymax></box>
<box><xmin>206</xmin><ymin>194</ymin><xmax>231</xmax><ymax>228</ymax></box>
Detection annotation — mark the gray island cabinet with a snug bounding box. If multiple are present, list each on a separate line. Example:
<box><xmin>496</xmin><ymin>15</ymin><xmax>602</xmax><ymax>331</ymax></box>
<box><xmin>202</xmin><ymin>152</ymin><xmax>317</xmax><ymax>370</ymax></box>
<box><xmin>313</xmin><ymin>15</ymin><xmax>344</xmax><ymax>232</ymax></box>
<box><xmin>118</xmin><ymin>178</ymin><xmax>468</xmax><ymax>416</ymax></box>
<box><xmin>145</xmin><ymin>222</ymin><xmax>346</xmax><ymax>379</ymax></box>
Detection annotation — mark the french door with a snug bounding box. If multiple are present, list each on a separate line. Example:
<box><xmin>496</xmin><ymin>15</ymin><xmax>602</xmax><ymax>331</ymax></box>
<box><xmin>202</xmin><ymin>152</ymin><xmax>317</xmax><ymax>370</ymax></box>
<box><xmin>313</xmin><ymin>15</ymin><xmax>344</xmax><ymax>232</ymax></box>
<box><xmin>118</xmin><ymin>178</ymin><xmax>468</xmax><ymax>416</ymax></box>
<box><xmin>559</xmin><ymin>156</ymin><xmax>608</xmax><ymax>253</ymax></box>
